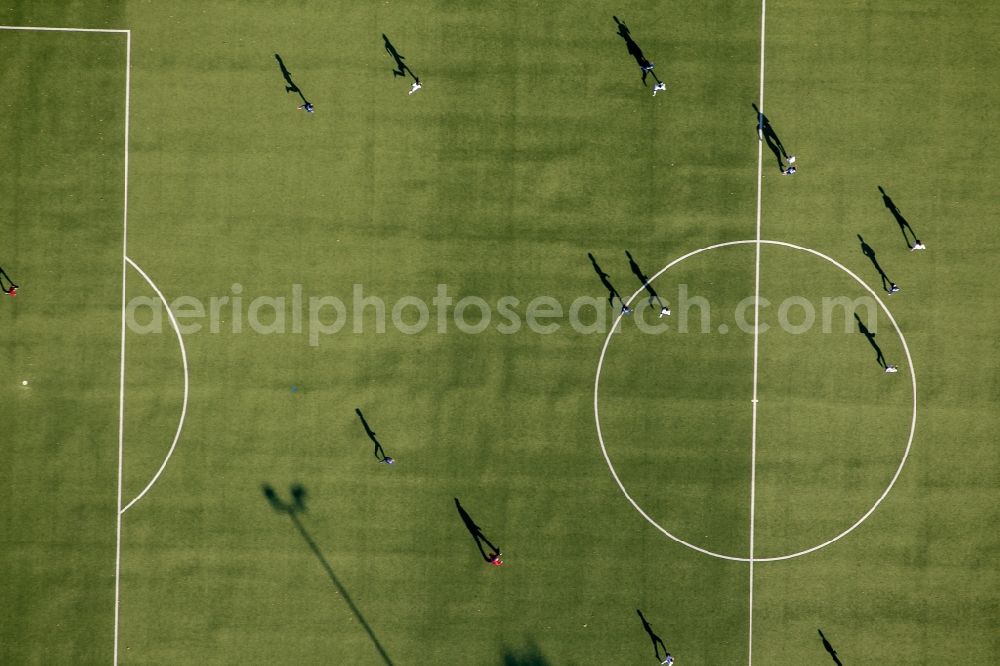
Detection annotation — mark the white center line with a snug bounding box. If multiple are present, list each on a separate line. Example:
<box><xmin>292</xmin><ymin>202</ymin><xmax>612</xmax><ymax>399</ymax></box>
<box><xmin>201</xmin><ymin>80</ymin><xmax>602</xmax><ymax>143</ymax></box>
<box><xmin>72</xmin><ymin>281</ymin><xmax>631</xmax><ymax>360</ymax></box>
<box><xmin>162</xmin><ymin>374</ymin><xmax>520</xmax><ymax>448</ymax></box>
<box><xmin>749</xmin><ymin>0</ymin><xmax>767</xmax><ymax>664</ymax></box>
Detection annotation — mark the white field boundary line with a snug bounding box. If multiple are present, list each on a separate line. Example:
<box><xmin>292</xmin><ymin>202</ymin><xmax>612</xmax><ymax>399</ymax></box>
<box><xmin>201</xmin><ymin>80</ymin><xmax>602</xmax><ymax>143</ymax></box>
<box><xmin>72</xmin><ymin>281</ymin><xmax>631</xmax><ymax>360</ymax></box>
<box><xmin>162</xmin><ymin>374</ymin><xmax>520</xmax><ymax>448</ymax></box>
<box><xmin>595</xmin><ymin>239</ymin><xmax>918</xmax><ymax>563</ymax></box>
<box><xmin>749</xmin><ymin>0</ymin><xmax>767</xmax><ymax>664</ymax></box>
<box><xmin>0</xmin><ymin>25</ymin><xmax>128</xmax><ymax>33</ymax></box>
<box><xmin>120</xmin><ymin>256</ymin><xmax>191</xmax><ymax>514</ymax></box>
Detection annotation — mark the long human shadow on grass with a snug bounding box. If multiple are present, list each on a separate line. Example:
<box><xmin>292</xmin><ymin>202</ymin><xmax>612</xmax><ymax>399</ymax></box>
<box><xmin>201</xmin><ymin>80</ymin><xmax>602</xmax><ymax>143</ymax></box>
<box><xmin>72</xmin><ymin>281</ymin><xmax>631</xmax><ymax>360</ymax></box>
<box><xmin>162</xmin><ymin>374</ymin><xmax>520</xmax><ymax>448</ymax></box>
<box><xmin>636</xmin><ymin>609</ymin><xmax>672</xmax><ymax>664</ymax></box>
<box><xmin>262</xmin><ymin>484</ymin><xmax>394</xmax><ymax>666</ymax></box>
<box><xmin>382</xmin><ymin>34</ymin><xmax>420</xmax><ymax>82</ymax></box>
<box><xmin>455</xmin><ymin>498</ymin><xmax>502</xmax><ymax>563</ymax></box>
<box><xmin>274</xmin><ymin>53</ymin><xmax>312</xmax><ymax>108</ymax></box>
<box><xmin>854</xmin><ymin>313</ymin><xmax>887</xmax><ymax>370</ymax></box>
<box><xmin>858</xmin><ymin>234</ymin><xmax>898</xmax><ymax>293</ymax></box>
<box><xmin>752</xmin><ymin>102</ymin><xmax>791</xmax><ymax>171</ymax></box>
<box><xmin>818</xmin><ymin>629</ymin><xmax>844</xmax><ymax>665</ymax></box>
<box><xmin>613</xmin><ymin>16</ymin><xmax>663</xmax><ymax>87</ymax></box>
<box><xmin>878</xmin><ymin>186</ymin><xmax>922</xmax><ymax>249</ymax></box>
<box><xmin>356</xmin><ymin>408</ymin><xmax>392</xmax><ymax>463</ymax></box>
<box><xmin>626</xmin><ymin>250</ymin><xmax>669</xmax><ymax>313</ymax></box>
<box><xmin>588</xmin><ymin>252</ymin><xmax>627</xmax><ymax>312</ymax></box>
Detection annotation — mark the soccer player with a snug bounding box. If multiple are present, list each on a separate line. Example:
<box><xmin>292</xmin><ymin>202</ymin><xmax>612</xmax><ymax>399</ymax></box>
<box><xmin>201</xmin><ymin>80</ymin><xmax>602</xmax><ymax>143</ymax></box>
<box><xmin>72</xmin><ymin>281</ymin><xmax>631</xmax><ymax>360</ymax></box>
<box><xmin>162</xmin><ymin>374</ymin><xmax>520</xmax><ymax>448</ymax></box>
<box><xmin>884</xmin><ymin>364</ymin><xmax>899</xmax><ymax>374</ymax></box>
<box><xmin>380</xmin><ymin>456</ymin><xmax>395</xmax><ymax>465</ymax></box>
<box><xmin>911</xmin><ymin>240</ymin><xmax>926</xmax><ymax>251</ymax></box>
<box><xmin>888</xmin><ymin>282</ymin><xmax>900</xmax><ymax>293</ymax></box>
<box><xmin>298</xmin><ymin>102</ymin><xmax>314</xmax><ymax>113</ymax></box>
<box><xmin>488</xmin><ymin>551</ymin><xmax>503</xmax><ymax>566</ymax></box>
<box><xmin>782</xmin><ymin>165</ymin><xmax>797</xmax><ymax>175</ymax></box>
<box><xmin>659</xmin><ymin>306</ymin><xmax>671</xmax><ymax>317</ymax></box>
<box><xmin>653</xmin><ymin>82</ymin><xmax>667</xmax><ymax>96</ymax></box>
<box><xmin>408</xmin><ymin>79</ymin><xmax>422</xmax><ymax>95</ymax></box>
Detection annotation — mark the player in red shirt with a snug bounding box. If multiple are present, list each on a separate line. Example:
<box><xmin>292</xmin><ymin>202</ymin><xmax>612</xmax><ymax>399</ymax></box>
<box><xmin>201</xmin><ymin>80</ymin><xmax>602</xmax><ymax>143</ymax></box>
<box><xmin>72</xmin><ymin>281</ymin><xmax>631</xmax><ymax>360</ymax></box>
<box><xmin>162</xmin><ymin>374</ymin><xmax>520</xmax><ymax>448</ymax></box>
<box><xmin>0</xmin><ymin>266</ymin><xmax>17</xmax><ymax>296</ymax></box>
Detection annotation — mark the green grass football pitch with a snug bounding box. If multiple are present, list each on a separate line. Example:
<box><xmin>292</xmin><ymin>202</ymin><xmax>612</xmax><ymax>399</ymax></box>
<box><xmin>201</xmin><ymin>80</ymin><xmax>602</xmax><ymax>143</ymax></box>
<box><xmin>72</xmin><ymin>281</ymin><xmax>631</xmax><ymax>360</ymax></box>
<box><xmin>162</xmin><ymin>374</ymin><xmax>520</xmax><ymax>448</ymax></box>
<box><xmin>2</xmin><ymin>1</ymin><xmax>998</xmax><ymax>664</ymax></box>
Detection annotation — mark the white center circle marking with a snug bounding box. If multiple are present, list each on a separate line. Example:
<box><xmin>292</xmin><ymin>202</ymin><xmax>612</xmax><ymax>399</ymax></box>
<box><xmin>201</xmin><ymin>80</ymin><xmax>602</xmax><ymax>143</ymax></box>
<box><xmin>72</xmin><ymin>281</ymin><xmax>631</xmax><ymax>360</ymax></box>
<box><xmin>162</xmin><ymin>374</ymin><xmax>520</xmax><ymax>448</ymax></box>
<box><xmin>593</xmin><ymin>239</ymin><xmax>917</xmax><ymax>562</ymax></box>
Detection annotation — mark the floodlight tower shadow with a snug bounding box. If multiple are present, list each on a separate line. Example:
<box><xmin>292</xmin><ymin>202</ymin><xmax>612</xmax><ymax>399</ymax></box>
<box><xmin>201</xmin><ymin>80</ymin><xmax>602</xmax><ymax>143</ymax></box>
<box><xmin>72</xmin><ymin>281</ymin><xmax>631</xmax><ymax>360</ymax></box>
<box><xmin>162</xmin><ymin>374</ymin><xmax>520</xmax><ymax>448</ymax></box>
<box><xmin>500</xmin><ymin>640</ymin><xmax>553</xmax><ymax>665</ymax></box>
<box><xmin>262</xmin><ymin>484</ymin><xmax>394</xmax><ymax>666</ymax></box>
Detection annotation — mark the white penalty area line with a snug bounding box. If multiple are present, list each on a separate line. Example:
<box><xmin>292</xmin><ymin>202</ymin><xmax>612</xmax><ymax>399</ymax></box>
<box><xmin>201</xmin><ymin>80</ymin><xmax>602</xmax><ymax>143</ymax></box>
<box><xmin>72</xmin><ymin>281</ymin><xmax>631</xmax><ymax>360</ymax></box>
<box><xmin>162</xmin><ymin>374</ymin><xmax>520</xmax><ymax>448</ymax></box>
<box><xmin>3</xmin><ymin>22</ymin><xmax>143</xmax><ymax>666</ymax></box>
<box><xmin>116</xmin><ymin>28</ymin><xmax>132</xmax><ymax>666</ymax></box>
<box><xmin>5</xmin><ymin>24</ymin><xmax>140</xmax><ymax>666</ymax></box>
<box><xmin>7</xmin><ymin>22</ymin><xmax>140</xmax><ymax>666</ymax></box>
<box><xmin>749</xmin><ymin>1</ymin><xmax>767</xmax><ymax>664</ymax></box>
<box><xmin>0</xmin><ymin>25</ymin><xmax>128</xmax><ymax>33</ymax></box>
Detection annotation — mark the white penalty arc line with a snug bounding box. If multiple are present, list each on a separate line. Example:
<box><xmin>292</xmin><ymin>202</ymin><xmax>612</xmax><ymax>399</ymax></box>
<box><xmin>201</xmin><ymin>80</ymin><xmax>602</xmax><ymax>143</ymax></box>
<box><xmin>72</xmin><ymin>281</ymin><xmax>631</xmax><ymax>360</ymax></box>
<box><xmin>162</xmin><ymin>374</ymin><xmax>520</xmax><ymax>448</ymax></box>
<box><xmin>594</xmin><ymin>239</ymin><xmax>918</xmax><ymax>563</ymax></box>
<box><xmin>120</xmin><ymin>256</ymin><xmax>190</xmax><ymax>515</ymax></box>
